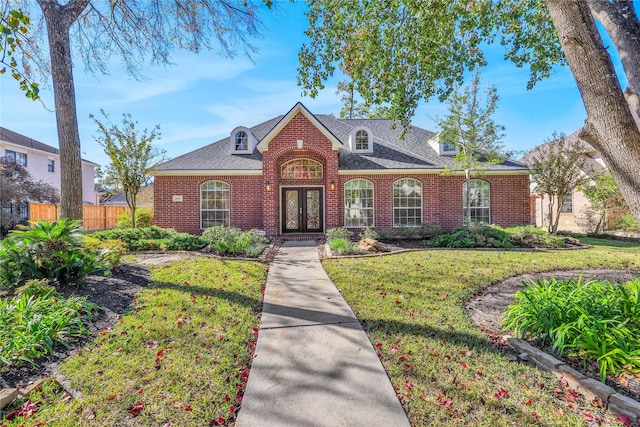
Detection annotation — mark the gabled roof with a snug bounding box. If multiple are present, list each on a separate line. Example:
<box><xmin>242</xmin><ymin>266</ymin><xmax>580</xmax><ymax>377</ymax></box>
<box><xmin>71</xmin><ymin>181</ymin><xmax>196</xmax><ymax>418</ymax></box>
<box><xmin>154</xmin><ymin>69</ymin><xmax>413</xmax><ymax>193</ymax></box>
<box><xmin>0</xmin><ymin>127</ymin><xmax>100</xmax><ymax>166</ymax></box>
<box><xmin>256</xmin><ymin>102</ymin><xmax>342</xmax><ymax>152</ymax></box>
<box><xmin>152</xmin><ymin>104</ymin><xmax>528</xmax><ymax>175</ymax></box>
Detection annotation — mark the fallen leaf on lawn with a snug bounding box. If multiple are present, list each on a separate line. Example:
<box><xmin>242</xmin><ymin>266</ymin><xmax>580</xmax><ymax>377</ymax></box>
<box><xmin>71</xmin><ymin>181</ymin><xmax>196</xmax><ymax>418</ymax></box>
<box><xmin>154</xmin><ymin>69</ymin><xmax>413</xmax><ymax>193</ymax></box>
<box><xmin>524</xmin><ymin>399</ymin><xmax>533</xmax><ymax>406</ymax></box>
<box><xmin>404</xmin><ymin>380</ymin><xmax>413</xmax><ymax>391</ymax></box>
<box><xmin>617</xmin><ymin>414</ymin><xmax>632</xmax><ymax>426</ymax></box>
<box><xmin>443</xmin><ymin>400</ymin><xmax>453</xmax><ymax>408</ymax></box>
<box><xmin>129</xmin><ymin>402</ymin><xmax>145</xmax><ymax>416</ymax></box>
<box><xmin>532</xmin><ymin>412</ymin><xmax>539</xmax><ymax>420</ymax></box>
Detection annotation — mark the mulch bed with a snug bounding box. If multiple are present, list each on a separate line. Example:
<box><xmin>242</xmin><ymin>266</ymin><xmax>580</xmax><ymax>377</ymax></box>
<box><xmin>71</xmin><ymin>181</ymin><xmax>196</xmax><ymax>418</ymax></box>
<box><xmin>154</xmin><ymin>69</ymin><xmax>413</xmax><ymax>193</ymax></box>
<box><xmin>0</xmin><ymin>265</ymin><xmax>150</xmax><ymax>390</ymax></box>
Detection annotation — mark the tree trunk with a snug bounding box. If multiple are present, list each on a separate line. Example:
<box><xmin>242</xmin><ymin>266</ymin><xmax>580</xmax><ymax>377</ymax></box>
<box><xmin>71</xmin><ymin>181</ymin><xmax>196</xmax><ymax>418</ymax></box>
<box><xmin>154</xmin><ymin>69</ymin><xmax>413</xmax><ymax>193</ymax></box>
<box><xmin>586</xmin><ymin>0</ymin><xmax>640</xmax><ymax>121</ymax></box>
<box><xmin>38</xmin><ymin>0</ymin><xmax>89</xmax><ymax>221</ymax></box>
<box><xmin>464</xmin><ymin>169</ymin><xmax>471</xmax><ymax>226</ymax></box>
<box><xmin>545</xmin><ymin>0</ymin><xmax>640</xmax><ymax>225</ymax></box>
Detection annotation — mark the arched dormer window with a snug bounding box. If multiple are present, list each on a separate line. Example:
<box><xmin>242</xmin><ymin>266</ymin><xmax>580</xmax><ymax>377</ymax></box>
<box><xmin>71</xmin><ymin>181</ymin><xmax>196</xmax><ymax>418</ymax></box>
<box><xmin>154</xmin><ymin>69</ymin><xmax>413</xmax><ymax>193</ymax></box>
<box><xmin>348</xmin><ymin>126</ymin><xmax>373</xmax><ymax>153</ymax></box>
<box><xmin>235</xmin><ymin>131</ymin><xmax>248</xmax><ymax>151</ymax></box>
<box><xmin>230</xmin><ymin>126</ymin><xmax>257</xmax><ymax>153</ymax></box>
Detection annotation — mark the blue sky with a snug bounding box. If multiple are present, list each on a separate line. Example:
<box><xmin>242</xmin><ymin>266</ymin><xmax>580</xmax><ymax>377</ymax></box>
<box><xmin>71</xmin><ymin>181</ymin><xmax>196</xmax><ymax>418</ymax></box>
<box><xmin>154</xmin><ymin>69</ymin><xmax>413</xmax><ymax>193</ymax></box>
<box><xmin>1</xmin><ymin>2</ymin><xmax>588</xmax><ymax>168</ymax></box>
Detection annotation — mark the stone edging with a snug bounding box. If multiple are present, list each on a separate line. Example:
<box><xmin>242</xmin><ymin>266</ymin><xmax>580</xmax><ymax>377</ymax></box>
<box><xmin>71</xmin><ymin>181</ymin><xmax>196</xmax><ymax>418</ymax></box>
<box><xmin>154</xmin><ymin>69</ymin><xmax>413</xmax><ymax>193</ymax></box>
<box><xmin>505</xmin><ymin>335</ymin><xmax>640</xmax><ymax>423</ymax></box>
<box><xmin>0</xmin><ymin>379</ymin><xmax>44</xmax><ymax>411</ymax></box>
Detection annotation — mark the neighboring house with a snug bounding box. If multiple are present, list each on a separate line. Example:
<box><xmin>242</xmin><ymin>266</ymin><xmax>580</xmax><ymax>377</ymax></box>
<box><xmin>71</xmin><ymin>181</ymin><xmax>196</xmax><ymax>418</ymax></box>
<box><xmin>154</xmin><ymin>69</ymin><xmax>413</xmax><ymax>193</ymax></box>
<box><xmin>521</xmin><ymin>130</ymin><xmax>606</xmax><ymax>232</ymax></box>
<box><xmin>152</xmin><ymin>103</ymin><xmax>531</xmax><ymax>237</ymax></box>
<box><xmin>102</xmin><ymin>184</ymin><xmax>154</xmax><ymax>208</ymax></box>
<box><xmin>0</xmin><ymin>127</ymin><xmax>99</xmax><ymax>205</ymax></box>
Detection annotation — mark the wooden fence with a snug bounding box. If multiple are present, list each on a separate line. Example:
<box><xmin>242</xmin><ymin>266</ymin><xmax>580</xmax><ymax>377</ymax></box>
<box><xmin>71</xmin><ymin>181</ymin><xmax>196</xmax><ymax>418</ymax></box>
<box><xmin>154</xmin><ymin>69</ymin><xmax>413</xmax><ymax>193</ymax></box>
<box><xmin>29</xmin><ymin>203</ymin><xmax>130</xmax><ymax>231</ymax></box>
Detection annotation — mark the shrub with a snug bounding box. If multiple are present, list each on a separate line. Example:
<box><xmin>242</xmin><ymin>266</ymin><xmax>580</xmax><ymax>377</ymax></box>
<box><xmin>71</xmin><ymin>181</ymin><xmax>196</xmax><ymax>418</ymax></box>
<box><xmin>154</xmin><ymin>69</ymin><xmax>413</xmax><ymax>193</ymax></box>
<box><xmin>83</xmin><ymin>236</ymin><xmax>127</xmax><ymax>269</ymax></box>
<box><xmin>358</xmin><ymin>228</ymin><xmax>379</xmax><ymax>240</ymax></box>
<box><xmin>326</xmin><ymin>227</ymin><xmax>354</xmax><ymax>242</ymax></box>
<box><xmin>328</xmin><ymin>238</ymin><xmax>360</xmax><ymax>255</ymax></box>
<box><xmin>397</xmin><ymin>226</ymin><xmax>420</xmax><ymax>239</ymax></box>
<box><xmin>0</xmin><ymin>281</ymin><xmax>98</xmax><ymax>367</ymax></box>
<box><xmin>419</xmin><ymin>223</ymin><xmax>443</xmax><ymax>239</ymax></box>
<box><xmin>201</xmin><ymin>226</ymin><xmax>267</xmax><ymax>256</ymax></box>
<box><xmin>504</xmin><ymin>225</ymin><xmax>564</xmax><ymax>248</ymax></box>
<box><xmin>502</xmin><ymin>277</ymin><xmax>640</xmax><ymax>381</ymax></box>
<box><xmin>374</xmin><ymin>228</ymin><xmax>395</xmax><ymax>240</ymax></box>
<box><xmin>0</xmin><ymin>219</ymin><xmax>106</xmax><ymax>290</ymax></box>
<box><xmin>116</xmin><ymin>208</ymin><xmax>154</xmax><ymax>228</ymax></box>
<box><xmin>92</xmin><ymin>226</ymin><xmax>206</xmax><ymax>252</ymax></box>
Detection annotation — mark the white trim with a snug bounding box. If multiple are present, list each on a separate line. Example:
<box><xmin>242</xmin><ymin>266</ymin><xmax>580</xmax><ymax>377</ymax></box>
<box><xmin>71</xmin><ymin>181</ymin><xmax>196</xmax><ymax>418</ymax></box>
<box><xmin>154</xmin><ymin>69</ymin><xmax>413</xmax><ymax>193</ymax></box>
<box><xmin>200</xmin><ymin>179</ymin><xmax>231</xmax><ymax>230</ymax></box>
<box><xmin>344</xmin><ymin>178</ymin><xmax>375</xmax><ymax>228</ymax></box>
<box><xmin>338</xmin><ymin>169</ymin><xmax>529</xmax><ymax>176</ymax></box>
<box><xmin>152</xmin><ymin>169</ymin><xmax>263</xmax><ymax>176</ymax></box>
<box><xmin>348</xmin><ymin>126</ymin><xmax>374</xmax><ymax>153</ymax></box>
<box><xmin>257</xmin><ymin>102</ymin><xmax>343</xmax><ymax>153</ymax></box>
<box><xmin>1</xmin><ymin>140</ymin><xmax>100</xmax><ymax>167</ymax></box>
<box><xmin>230</xmin><ymin>126</ymin><xmax>257</xmax><ymax>154</ymax></box>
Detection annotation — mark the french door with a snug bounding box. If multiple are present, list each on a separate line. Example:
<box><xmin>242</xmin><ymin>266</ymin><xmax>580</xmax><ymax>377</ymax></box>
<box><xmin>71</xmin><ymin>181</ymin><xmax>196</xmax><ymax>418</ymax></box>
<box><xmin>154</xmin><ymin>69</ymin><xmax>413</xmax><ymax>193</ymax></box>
<box><xmin>281</xmin><ymin>187</ymin><xmax>323</xmax><ymax>233</ymax></box>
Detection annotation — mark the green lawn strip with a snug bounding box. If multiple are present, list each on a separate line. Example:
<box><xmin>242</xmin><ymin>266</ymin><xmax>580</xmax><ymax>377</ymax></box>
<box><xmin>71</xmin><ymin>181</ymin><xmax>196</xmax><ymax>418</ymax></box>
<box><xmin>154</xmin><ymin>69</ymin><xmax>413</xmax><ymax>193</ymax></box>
<box><xmin>1</xmin><ymin>257</ymin><xmax>265</xmax><ymax>426</ymax></box>
<box><xmin>323</xmin><ymin>243</ymin><xmax>640</xmax><ymax>426</ymax></box>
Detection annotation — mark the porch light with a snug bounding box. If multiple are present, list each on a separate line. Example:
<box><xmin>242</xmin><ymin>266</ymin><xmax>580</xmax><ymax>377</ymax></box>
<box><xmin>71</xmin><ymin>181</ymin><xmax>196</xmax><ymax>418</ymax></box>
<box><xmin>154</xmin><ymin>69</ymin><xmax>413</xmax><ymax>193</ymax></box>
<box><xmin>265</xmin><ymin>180</ymin><xmax>272</xmax><ymax>191</ymax></box>
<box><xmin>329</xmin><ymin>180</ymin><xmax>336</xmax><ymax>191</ymax></box>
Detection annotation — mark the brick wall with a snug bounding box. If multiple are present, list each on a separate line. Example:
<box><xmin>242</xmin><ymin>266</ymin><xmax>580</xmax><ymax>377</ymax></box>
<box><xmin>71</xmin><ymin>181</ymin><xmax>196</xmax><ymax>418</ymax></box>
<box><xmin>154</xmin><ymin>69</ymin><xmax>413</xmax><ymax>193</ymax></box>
<box><xmin>154</xmin><ymin>175</ymin><xmax>263</xmax><ymax>235</ymax></box>
<box><xmin>154</xmin><ymin>111</ymin><xmax>531</xmax><ymax>235</ymax></box>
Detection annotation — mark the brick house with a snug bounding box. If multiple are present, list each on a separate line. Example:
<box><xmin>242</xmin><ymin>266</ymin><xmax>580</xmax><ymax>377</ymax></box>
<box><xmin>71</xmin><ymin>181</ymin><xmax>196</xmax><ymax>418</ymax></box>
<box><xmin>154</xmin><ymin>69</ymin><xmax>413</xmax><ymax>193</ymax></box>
<box><xmin>152</xmin><ymin>103</ymin><xmax>531</xmax><ymax>237</ymax></box>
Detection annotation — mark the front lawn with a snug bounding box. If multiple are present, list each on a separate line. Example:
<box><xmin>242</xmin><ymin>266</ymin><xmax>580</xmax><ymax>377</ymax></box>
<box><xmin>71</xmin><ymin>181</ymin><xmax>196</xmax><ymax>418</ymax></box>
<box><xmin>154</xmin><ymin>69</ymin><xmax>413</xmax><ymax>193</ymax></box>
<box><xmin>1</xmin><ymin>257</ymin><xmax>265</xmax><ymax>426</ymax></box>
<box><xmin>323</xmin><ymin>241</ymin><xmax>640</xmax><ymax>426</ymax></box>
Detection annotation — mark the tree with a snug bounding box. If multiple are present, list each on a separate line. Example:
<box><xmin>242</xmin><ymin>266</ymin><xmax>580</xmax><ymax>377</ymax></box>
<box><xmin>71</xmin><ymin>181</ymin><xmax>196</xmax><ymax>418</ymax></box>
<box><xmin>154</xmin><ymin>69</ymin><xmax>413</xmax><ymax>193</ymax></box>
<box><xmin>0</xmin><ymin>156</ymin><xmax>59</xmax><ymax>235</ymax></box>
<box><xmin>298</xmin><ymin>0</ymin><xmax>640</xmax><ymax>223</ymax></box>
<box><xmin>5</xmin><ymin>0</ymin><xmax>270</xmax><ymax>221</ymax></box>
<box><xmin>337</xmin><ymin>80</ymin><xmax>391</xmax><ymax>119</ymax></box>
<box><xmin>579</xmin><ymin>171</ymin><xmax>626</xmax><ymax>234</ymax></box>
<box><xmin>92</xmin><ymin>111</ymin><xmax>164</xmax><ymax>229</ymax></box>
<box><xmin>0</xmin><ymin>8</ymin><xmax>39</xmax><ymax>100</ymax></box>
<box><xmin>437</xmin><ymin>71</ymin><xmax>507</xmax><ymax>226</ymax></box>
<box><xmin>525</xmin><ymin>135</ymin><xmax>588</xmax><ymax>234</ymax></box>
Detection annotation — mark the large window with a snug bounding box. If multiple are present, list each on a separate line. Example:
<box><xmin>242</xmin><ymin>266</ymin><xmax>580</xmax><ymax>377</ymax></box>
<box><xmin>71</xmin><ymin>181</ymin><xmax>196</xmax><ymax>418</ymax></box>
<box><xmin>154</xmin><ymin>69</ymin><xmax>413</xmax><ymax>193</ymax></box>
<box><xmin>345</xmin><ymin>179</ymin><xmax>374</xmax><ymax>227</ymax></box>
<box><xmin>393</xmin><ymin>178</ymin><xmax>422</xmax><ymax>226</ymax></box>
<box><xmin>462</xmin><ymin>180</ymin><xmax>490</xmax><ymax>225</ymax></box>
<box><xmin>281</xmin><ymin>159</ymin><xmax>323</xmax><ymax>179</ymax></box>
<box><xmin>6</xmin><ymin>150</ymin><xmax>27</xmax><ymax>166</ymax></box>
<box><xmin>201</xmin><ymin>180</ymin><xmax>230</xmax><ymax>228</ymax></box>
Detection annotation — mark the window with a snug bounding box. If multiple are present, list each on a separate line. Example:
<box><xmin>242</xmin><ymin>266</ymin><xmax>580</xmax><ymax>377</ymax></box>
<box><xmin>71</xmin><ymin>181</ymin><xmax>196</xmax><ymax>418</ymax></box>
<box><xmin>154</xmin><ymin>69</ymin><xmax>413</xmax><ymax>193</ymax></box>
<box><xmin>201</xmin><ymin>180</ymin><xmax>230</xmax><ymax>228</ymax></box>
<box><xmin>281</xmin><ymin>159</ymin><xmax>323</xmax><ymax>179</ymax></box>
<box><xmin>442</xmin><ymin>141</ymin><xmax>457</xmax><ymax>152</ymax></box>
<box><xmin>561</xmin><ymin>194</ymin><xmax>573</xmax><ymax>213</ymax></box>
<box><xmin>345</xmin><ymin>179</ymin><xmax>374</xmax><ymax>227</ymax></box>
<box><xmin>5</xmin><ymin>150</ymin><xmax>27</xmax><ymax>166</ymax></box>
<box><xmin>355</xmin><ymin>130</ymin><xmax>369</xmax><ymax>151</ymax></box>
<box><xmin>234</xmin><ymin>131</ymin><xmax>248</xmax><ymax>151</ymax></box>
<box><xmin>349</xmin><ymin>127</ymin><xmax>373</xmax><ymax>153</ymax></box>
<box><xmin>47</xmin><ymin>159</ymin><xmax>55</xmax><ymax>172</ymax></box>
<box><xmin>393</xmin><ymin>178</ymin><xmax>422</xmax><ymax>226</ymax></box>
<box><xmin>463</xmin><ymin>180</ymin><xmax>490</xmax><ymax>225</ymax></box>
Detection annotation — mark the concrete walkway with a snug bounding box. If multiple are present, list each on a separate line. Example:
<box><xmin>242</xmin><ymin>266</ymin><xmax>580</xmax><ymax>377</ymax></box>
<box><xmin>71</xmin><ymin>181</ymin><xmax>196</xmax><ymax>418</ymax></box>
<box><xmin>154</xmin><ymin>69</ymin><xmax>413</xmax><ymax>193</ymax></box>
<box><xmin>236</xmin><ymin>241</ymin><xmax>410</xmax><ymax>427</ymax></box>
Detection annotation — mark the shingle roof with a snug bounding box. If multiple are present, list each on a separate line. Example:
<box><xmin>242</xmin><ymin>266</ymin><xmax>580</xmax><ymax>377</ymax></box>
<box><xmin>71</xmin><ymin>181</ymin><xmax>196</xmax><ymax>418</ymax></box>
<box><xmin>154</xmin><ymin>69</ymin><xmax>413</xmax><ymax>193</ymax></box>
<box><xmin>0</xmin><ymin>127</ymin><xmax>59</xmax><ymax>155</ymax></box>
<box><xmin>0</xmin><ymin>127</ymin><xmax>99</xmax><ymax>166</ymax></box>
<box><xmin>153</xmin><ymin>106</ymin><xmax>527</xmax><ymax>173</ymax></box>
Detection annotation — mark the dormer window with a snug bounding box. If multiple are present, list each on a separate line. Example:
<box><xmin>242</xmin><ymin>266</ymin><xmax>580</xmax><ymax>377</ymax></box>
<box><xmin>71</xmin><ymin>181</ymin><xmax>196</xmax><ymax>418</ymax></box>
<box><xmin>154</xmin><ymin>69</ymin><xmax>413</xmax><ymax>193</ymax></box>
<box><xmin>442</xmin><ymin>141</ymin><xmax>457</xmax><ymax>153</ymax></box>
<box><xmin>428</xmin><ymin>133</ymin><xmax>459</xmax><ymax>156</ymax></box>
<box><xmin>235</xmin><ymin>131</ymin><xmax>248</xmax><ymax>151</ymax></box>
<box><xmin>349</xmin><ymin>126</ymin><xmax>373</xmax><ymax>153</ymax></box>
<box><xmin>355</xmin><ymin>130</ymin><xmax>369</xmax><ymax>150</ymax></box>
<box><xmin>230</xmin><ymin>126</ymin><xmax>257</xmax><ymax>153</ymax></box>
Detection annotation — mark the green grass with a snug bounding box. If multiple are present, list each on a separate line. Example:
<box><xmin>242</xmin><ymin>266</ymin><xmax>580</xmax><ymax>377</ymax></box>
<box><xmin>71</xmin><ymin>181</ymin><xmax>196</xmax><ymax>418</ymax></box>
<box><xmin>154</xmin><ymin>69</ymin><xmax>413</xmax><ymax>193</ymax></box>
<box><xmin>322</xmin><ymin>241</ymin><xmax>640</xmax><ymax>426</ymax></box>
<box><xmin>1</xmin><ymin>257</ymin><xmax>265</xmax><ymax>426</ymax></box>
